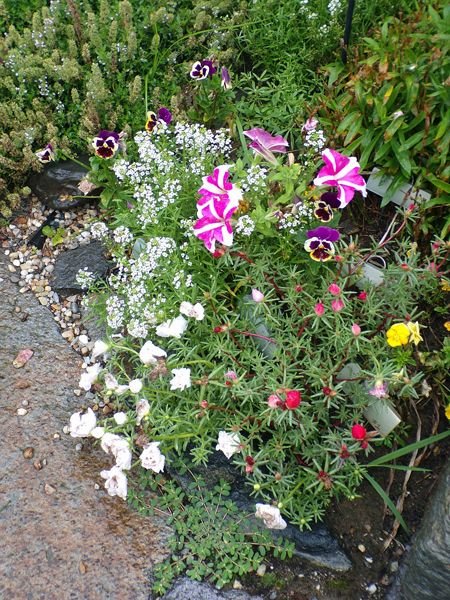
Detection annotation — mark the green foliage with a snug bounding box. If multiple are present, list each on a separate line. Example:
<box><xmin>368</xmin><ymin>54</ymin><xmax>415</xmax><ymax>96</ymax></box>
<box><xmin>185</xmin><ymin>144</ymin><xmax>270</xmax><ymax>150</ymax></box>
<box><xmin>42</xmin><ymin>224</ymin><xmax>66</xmax><ymax>246</ymax></box>
<box><xmin>318</xmin><ymin>3</ymin><xmax>449</xmax><ymax>222</ymax></box>
<box><xmin>128</xmin><ymin>472</ymin><xmax>294</xmax><ymax>596</ymax></box>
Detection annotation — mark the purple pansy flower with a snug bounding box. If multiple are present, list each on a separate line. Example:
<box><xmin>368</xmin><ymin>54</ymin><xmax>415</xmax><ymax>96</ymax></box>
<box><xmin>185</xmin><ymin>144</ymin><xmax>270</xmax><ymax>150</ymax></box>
<box><xmin>313</xmin><ymin>191</ymin><xmax>341</xmax><ymax>222</ymax></box>
<box><xmin>304</xmin><ymin>226</ymin><xmax>340</xmax><ymax>262</ymax></box>
<box><xmin>190</xmin><ymin>60</ymin><xmax>217</xmax><ymax>80</ymax></box>
<box><xmin>92</xmin><ymin>130</ymin><xmax>120</xmax><ymax>159</ymax></box>
<box><xmin>302</xmin><ymin>117</ymin><xmax>318</xmax><ymax>133</ymax></box>
<box><xmin>313</xmin><ymin>149</ymin><xmax>367</xmax><ymax>207</ymax></box>
<box><xmin>243</xmin><ymin>128</ymin><xmax>289</xmax><ymax>164</ymax></box>
<box><xmin>221</xmin><ymin>66</ymin><xmax>232</xmax><ymax>90</ymax></box>
<box><xmin>193</xmin><ymin>194</ymin><xmax>239</xmax><ymax>253</ymax></box>
<box><xmin>145</xmin><ymin>107</ymin><xmax>172</xmax><ymax>133</ymax></box>
<box><xmin>35</xmin><ymin>143</ymin><xmax>55</xmax><ymax>164</ymax></box>
<box><xmin>197</xmin><ymin>165</ymin><xmax>243</xmax><ymax>208</ymax></box>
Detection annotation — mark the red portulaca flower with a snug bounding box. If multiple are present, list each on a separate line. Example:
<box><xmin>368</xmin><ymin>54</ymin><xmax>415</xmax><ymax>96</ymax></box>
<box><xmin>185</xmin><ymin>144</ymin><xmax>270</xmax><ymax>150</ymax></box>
<box><xmin>351</xmin><ymin>424</ymin><xmax>367</xmax><ymax>440</ymax></box>
<box><xmin>190</xmin><ymin>59</ymin><xmax>216</xmax><ymax>80</ymax></box>
<box><xmin>304</xmin><ymin>226</ymin><xmax>340</xmax><ymax>262</ymax></box>
<box><xmin>92</xmin><ymin>130</ymin><xmax>120</xmax><ymax>159</ymax></box>
<box><xmin>285</xmin><ymin>390</ymin><xmax>301</xmax><ymax>410</ymax></box>
<box><xmin>243</xmin><ymin>128</ymin><xmax>289</xmax><ymax>164</ymax></box>
<box><xmin>35</xmin><ymin>143</ymin><xmax>55</xmax><ymax>163</ymax></box>
<box><xmin>313</xmin><ymin>149</ymin><xmax>367</xmax><ymax>207</ymax></box>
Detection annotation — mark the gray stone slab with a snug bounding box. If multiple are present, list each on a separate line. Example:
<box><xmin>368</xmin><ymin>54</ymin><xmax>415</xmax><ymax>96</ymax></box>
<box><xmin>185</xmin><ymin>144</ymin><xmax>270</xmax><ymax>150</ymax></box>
<box><xmin>51</xmin><ymin>241</ymin><xmax>110</xmax><ymax>296</ymax></box>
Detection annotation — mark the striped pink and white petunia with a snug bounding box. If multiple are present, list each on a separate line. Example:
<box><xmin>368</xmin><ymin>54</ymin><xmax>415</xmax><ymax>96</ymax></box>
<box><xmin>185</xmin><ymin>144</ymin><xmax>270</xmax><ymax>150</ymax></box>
<box><xmin>198</xmin><ymin>165</ymin><xmax>243</xmax><ymax>208</ymax></box>
<box><xmin>193</xmin><ymin>193</ymin><xmax>239</xmax><ymax>253</ymax></box>
<box><xmin>313</xmin><ymin>149</ymin><xmax>367</xmax><ymax>207</ymax></box>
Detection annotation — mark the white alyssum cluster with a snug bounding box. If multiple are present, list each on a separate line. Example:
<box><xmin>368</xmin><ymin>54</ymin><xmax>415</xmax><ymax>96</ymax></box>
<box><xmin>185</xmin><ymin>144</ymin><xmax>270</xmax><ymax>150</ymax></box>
<box><xmin>106</xmin><ymin>295</ymin><xmax>126</xmax><ymax>329</ymax></box>
<box><xmin>90</xmin><ymin>221</ymin><xmax>109</xmax><ymax>240</ymax></box>
<box><xmin>76</xmin><ymin>268</ymin><xmax>96</xmax><ymax>290</ymax></box>
<box><xmin>235</xmin><ymin>215</ymin><xmax>255</xmax><ymax>237</ymax></box>
<box><xmin>328</xmin><ymin>0</ymin><xmax>342</xmax><ymax>16</ymax></box>
<box><xmin>240</xmin><ymin>164</ymin><xmax>268</xmax><ymax>193</ymax></box>
<box><xmin>304</xmin><ymin>128</ymin><xmax>326</xmax><ymax>153</ymax></box>
<box><xmin>113</xmin><ymin>226</ymin><xmax>133</xmax><ymax>245</ymax></box>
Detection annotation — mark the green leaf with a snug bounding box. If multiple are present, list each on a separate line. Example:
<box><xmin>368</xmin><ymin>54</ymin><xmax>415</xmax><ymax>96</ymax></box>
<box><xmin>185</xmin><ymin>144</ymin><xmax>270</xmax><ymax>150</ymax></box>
<box><xmin>364</xmin><ymin>473</ymin><xmax>409</xmax><ymax>533</ymax></box>
<box><xmin>424</xmin><ymin>174</ymin><xmax>450</xmax><ymax>194</ymax></box>
<box><xmin>368</xmin><ymin>430</ymin><xmax>450</xmax><ymax>466</ymax></box>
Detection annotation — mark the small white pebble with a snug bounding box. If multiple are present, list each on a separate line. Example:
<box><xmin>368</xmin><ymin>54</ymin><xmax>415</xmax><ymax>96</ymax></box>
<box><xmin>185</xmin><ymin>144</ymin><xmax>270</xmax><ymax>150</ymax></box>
<box><xmin>17</xmin><ymin>408</ymin><xmax>28</xmax><ymax>416</ymax></box>
<box><xmin>366</xmin><ymin>583</ymin><xmax>377</xmax><ymax>595</ymax></box>
<box><xmin>78</xmin><ymin>335</ymin><xmax>89</xmax><ymax>345</ymax></box>
<box><xmin>94</xmin><ymin>483</ymin><xmax>100</xmax><ymax>490</ymax></box>
<box><xmin>358</xmin><ymin>544</ymin><xmax>366</xmax><ymax>553</ymax></box>
<box><xmin>75</xmin><ymin>443</ymin><xmax>83</xmax><ymax>452</ymax></box>
<box><xmin>53</xmin><ymin>433</ymin><xmax>61</xmax><ymax>440</ymax></box>
<box><xmin>62</xmin><ymin>425</ymin><xmax>70</xmax><ymax>434</ymax></box>
<box><xmin>365</xmin><ymin>556</ymin><xmax>374</xmax><ymax>564</ymax></box>
<box><xmin>22</xmin><ymin>399</ymin><xmax>29</xmax><ymax>406</ymax></box>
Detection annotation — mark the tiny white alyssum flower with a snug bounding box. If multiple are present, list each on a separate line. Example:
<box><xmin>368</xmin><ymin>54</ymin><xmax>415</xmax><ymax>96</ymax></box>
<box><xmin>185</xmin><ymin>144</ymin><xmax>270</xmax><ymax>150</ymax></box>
<box><xmin>255</xmin><ymin>504</ymin><xmax>287</xmax><ymax>530</ymax></box>
<box><xmin>155</xmin><ymin>315</ymin><xmax>188</xmax><ymax>338</ymax></box>
<box><xmin>179</xmin><ymin>301</ymin><xmax>205</xmax><ymax>321</ymax></box>
<box><xmin>139</xmin><ymin>340</ymin><xmax>167</xmax><ymax>365</ymax></box>
<box><xmin>113</xmin><ymin>412</ymin><xmax>127</xmax><ymax>425</ymax></box>
<box><xmin>69</xmin><ymin>407</ymin><xmax>97</xmax><ymax>437</ymax></box>
<box><xmin>79</xmin><ymin>363</ymin><xmax>102</xmax><ymax>391</ymax></box>
<box><xmin>136</xmin><ymin>398</ymin><xmax>150</xmax><ymax>425</ymax></box>
<box><xmin>170</xmin><ymin>368</ymin><xmax>191</xmax><ymax>391</ymax></box>
<box><xmin>129</xmin><ymin>379</ymin><xmax>143</xmax><ymax>394</ymax></box>
<box><xmin>216</xmin><ymin>431</ymin><xmax>240</xmax><ymax>459</ymax></box>
<box><xmin>100</xmin><ymin>466</ymin><xmax>128</xmax><ymax>500</ymax></box>
<box><xmin>140</xmin><ymin>442</ymin><xmax>165</xmax><ymax>473</ymax></box>
<box><xmin>100</xmin><ymin>433</ymin><xmax>132</xmax><ymax>470</ymax></box>
<box><xmin>92</xmin><ymin>340</ymin><xmax>109</xmax><ymax>360</ymax></box>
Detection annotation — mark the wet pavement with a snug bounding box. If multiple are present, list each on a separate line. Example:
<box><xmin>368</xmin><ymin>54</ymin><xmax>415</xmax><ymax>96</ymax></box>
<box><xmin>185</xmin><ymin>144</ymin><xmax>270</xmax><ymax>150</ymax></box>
<box><xmin>0</xmin><ymin>250</ymin><xmax>171</xmax><ymax>600</ymax></box>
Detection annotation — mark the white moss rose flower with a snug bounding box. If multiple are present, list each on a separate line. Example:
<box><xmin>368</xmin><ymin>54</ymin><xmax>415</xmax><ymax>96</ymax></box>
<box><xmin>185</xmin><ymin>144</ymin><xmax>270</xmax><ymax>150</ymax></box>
<box><xmin>104</xmin><ymin>373</ymin><xmax>129</xmax><ymax>394</ymax></box>
<box><xmin>155</xmin><ymin>315</ymin><xmax>188</xmax><ymax>338</ymax></box>
<box><xmin>216</xmin><ymin>431</ymin><xmax>240</xmax><ymax>459</ymax></box>
<box><xmin>255</xmin><ymin>504</ymin><xmax>287</xmax><ymax>530</ymax></box>
<box><xmin>69</xmin><ymin>407</ymin><xmax>97</xmax><ymax>437</ymax></box>
<box><xmin>179</xmin><ymin>301</ymin><xmax>205</xmax><ymax>321</ymax></box>
<box><xmin>91</xmin><ymin>339</ymin><xmax>110</xmax><ymax>360</ymax></box>
<box><xmin>113</xmin><ymin>412</ymin><xmax>127</xmax><ymax>425</ymax></box>
<box><xmin>170</xmin><ymin>368</ymin><xmax>191</xmax><ymax>391</ymax></box>
<box><xmin>139</xmin><ymin>341</ymin><xmax>167</xmax><ymax>365</ymax></box>
<box><xmin>100</xmin><ymin>433</ymin><xmax>132</xmax><ymax>470</ymax></box>
<box><xmin>79</xmin><ymin>363</ymin><xmax>102</xmax><ymax>391</ymax></box>
<box><xmin>100</xmin><ymin>466</ymin><xmax>128</xmax><ymax>500</ymax></box>
<box><xmin>139</xmin><ymin>442</ymin><xmax>165</xmax><ymax>473</ymax></box>
<box><xmin>129</xmin><ymin>379</ymin><xmax>143</xmax><ymax>394</ymax></box>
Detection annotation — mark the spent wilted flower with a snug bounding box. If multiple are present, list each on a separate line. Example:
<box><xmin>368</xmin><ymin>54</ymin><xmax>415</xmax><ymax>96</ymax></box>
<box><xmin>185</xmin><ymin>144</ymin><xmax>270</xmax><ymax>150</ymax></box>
<box><xmin>140</xmin><ymin>442</ymin><xmax>165</xmax><ymax>472</ymax></box>
<box><xmin>35</xmin><ymin>143</ymin><xmax>55</xmax><ymax>163</ymax></box>
<box><xmin>406</xmin><ymin>321</ymin><xmax>423</xmax><ymax>346</ymax></box>
<box><xmin>221</xmin><ymin>66</ymin><xmax>232</xmax><ymax>89</ymax></box>
<box><xmin>243</xmin><ymin>128</ymin><xmax>289</xmax><ymax>164</ymax></box>
<box><xmin>216</xmin><ymin>431</ymin><xmax>240</xmax><ymax>459</ymax></box>
<box><xmin>313</xmin><ymin>149</ymin><xmax>367</xmax><ymax>207</ymax></box>
<box><xmin>255</xmin><ymin>504</ymin><xmax>287</xmax><ymax>530</ymax></box>
<box><xmin>69</xmin><ymin>407</ymin><xmax>97</xmax><ymax>438</ymax></box>
<box><xmin>92</xmin><ymin>130</ymin><xmax>120</xmax><ymax>159</ymax></box>
<box><xmin>302</xmin><ymin>117</ymin><xmax>318</xmax><ymax>133</ymax></box>
<box><xmin>79</xmin><ymin>363</ymin><xmax>102</xmax><ymax>391</ymax></box>
<box><xmin>100</xmin><ymin>466</ymin><xmax>128</xmax><ymax>500</ymax></box>
<box><xmin>100</xmin><ymin>433</ymin><xmax>132</xmax><ymax>470</ymax></box>
<box><xmin>136</xmin><ymin>398</ymin><xmax>150</xmax><ymax>425</ymax></box>
<box><xmin>179</xmin><ymin>301</ymin><xmax>205</xmax><ymax>321</ymax></box>
<box><xmin>368</xmin><ymin>381</ymin><xmax>388</xmax><ymax>398</ymax></box>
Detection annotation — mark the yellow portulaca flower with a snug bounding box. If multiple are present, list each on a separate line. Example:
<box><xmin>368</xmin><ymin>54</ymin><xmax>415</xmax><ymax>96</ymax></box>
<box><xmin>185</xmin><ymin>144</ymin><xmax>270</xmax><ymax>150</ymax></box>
<box><xmin>441</xmin><ymin>280</ymin><xmax>450</xmax><ymax>292</ymax></box>
<box><xmin>407</xmin><ymin>321</ymin><xmax>423</xmax><ymax>346</ymax></box>
<box><xmin>386</xmin><ymin>323</ymin><xmax>410</xmax><ymax>347</ymax></box>
<box><xmin>444</xmin><ymin>321</ymin><xmax>450</xmax><ymax>332</ymax></box>
<box><xmin>446</xmin><ymin>404</ymin><xmax>450</xmax><ymax>421</ymax></box>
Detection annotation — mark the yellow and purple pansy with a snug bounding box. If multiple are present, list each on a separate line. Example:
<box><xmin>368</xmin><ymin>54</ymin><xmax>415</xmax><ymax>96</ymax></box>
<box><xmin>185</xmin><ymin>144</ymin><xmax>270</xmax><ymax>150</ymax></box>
<box><xmin>92</xmin><ymin>130</ymin><xmax>120</xmax><ymax>159</ymax></box>
<box><xmin>304</xmin><ymin>226</ymin><xmax>340</xmax><ymax>262</ymax></box>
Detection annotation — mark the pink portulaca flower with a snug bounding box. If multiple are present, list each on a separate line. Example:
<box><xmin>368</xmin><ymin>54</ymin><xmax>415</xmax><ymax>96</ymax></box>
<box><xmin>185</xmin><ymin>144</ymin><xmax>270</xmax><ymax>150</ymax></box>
<box><xmin>304</xmin><ymin>226</ymin><xmax>340</xmax><ymax>262</ymax></box>
<box><xmin>243</xmin><ymin>128</ymin><xmax>289</xmax><ymax>164</ymax></box>
<box><xmin>313</xmin><ymin>149</ymin><xmax>367</xmax><ymax>207</ymax></box>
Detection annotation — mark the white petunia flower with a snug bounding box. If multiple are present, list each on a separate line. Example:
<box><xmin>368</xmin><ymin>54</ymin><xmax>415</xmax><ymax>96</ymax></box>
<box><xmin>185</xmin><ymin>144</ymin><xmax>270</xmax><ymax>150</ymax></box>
<box><xmin>139</xmin><ymin>442</ymin><xmax>165</xmax><ymax>473</ymax></box>
<box><xmin>255</xmin><ymin>504</ymin><xmax>287</xmax><ymax>530</ymax></box>
<box><xmin>179</xmin><ymin>301</ymin><xmax>205</xmax><ymax>321</ymax></box>
<box><xmin>170</xmin><ymin>368</ymin><xmax>191</xmax><ymax>391</ymax></box>
<box><xmin>100</xmin><ymin>433</ymin><xmax>132</xmax><ymax>470</ymax></box>
<box><xmin>129</xmin><ymin>379</ymin><xmax>143</xmax><ymax>394</ymax></box>
<box><xmin>91</xmin><ymin>340</ymin><xmax>109</xmax><ymax>360</ymax></box>
<box><xmin>139</xmin><ymin>341</ymin><xmax>167</xmax><ymax>365</ymax></box>
<box><xmin>155</xmin><ymin>315</ymin><xmax>188</xmax><ymax>338</ymax></box>
<box><xmin>79</xmin><ymin>363</ymin><xmax>102</xmax><ymax>391</ymax></box>
<box><xmin>215</xmin><ymin>431</ymin><xmax>241</xmax><ymax>459</ymax></box>
<box><xmin>136</xmin><ymin>398</ymin><xmax>150</xmax><ymax>425</ymax></box>
<box><xmin>100</xmin><ymin>466</ymin><xmax>128</xmax><ymax>500</ymax></box>
<box><xmin>69</xmin><ymin>407</ymin><xmax>97</xmax><ymax>438</ymax></box>
<box><xmin>113</xmin><ymin>412</ymin><xmax>128</xmax><ymax>425</ymax></box>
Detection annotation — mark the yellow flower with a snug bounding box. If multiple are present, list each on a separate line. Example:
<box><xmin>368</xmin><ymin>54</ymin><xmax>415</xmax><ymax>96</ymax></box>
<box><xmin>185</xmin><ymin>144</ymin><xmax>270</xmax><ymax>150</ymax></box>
<box><xmin>407</xmin><ymin>321</ymin><xmax>423</xmax><ymax>346</ymax></box>
<box><xmin>386</xmin><ymin>323</ymin><xmax>410</xmax><ymax>347</ymax></box>
<box><xmin>446</xmin><ymin>404</ymin><xmax>450</xmax><ymax>421</ymax></box>
<box><xmin>444</xmin><ymin>321</ymin><xmax>450</xmax><ymax>332</ymax></box>
<box><xmin>441</xmin><ymin>280</ymin><xmax>450</xmax><ymax>292</ymax></box>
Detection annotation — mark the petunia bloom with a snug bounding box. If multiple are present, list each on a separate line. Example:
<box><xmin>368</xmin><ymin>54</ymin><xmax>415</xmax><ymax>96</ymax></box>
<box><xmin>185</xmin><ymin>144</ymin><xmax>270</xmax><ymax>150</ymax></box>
<box><xmin>92</xmin><ymin>130</ymin><xmax>120</xmax><ymax>159</ymax></box>
<box><xmin>386</xmin><ymin>323</ymin><xmax>410</xmax><ymax>347</ymax></box>
<box><xmin>100</xmin><ymin>466</ymin><xmax>128</xmax><ymax>500</ymax></box>
<box><xmin>304</xmin><ymin>226</ymin><xmax>340</xmax><ymax>262</ymax></box>
<box><xmin>190</xmin><ymin>59</ymin><xmax>216</xmax><ymax>80</ymax></box>
<box><xmin>243</xmin><ymin>128</ymin><xmax>289</xmax><ymax>164</ymax></box>
<box><xmin>197</xmin><ymin>165</ymin><xmax>243</xmax><ymax>206</ymax></box>
<box><xmin>140</xmin><ymin>442</ymin><xmax>165</xmax><ymax>473</ymax></box>
<box><xmin>193</xmin><ymin>192</ymin><xmax>240</xmax><ymax>253</ymax></box>
<box><xmin>216</xmin><ymin>431</ymin><xmax>240</xmax><ymax>459</ymax></box>
<box><xmin>36</xmin><ymin>143</ymin><xmax>55</xmax><ymax>163</ymax></box>
<box><xmin>255</xmin><ymin>504</ymin><xmax>287</xmax><ymax>530</ymax></box>
<box><xmin>313</xmin><ymin>149</ymin><xmax>367</xmax><ymax>207</ymax></box>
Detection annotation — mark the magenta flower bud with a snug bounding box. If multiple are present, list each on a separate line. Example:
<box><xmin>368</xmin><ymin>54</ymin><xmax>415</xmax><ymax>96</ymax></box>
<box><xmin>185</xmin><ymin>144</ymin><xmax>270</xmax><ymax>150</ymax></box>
<box><xmin>351</xmin><ymin>323</ymin><xmax>361</xmax><ymax>336</ymax></box>
<box><xmin>314</xmin><ymin>302</ymin><xmax>325</xmax><ymax>317</ymax></box>
<box><xmin>328</xmin><ymin>283</ymin><xmax>341</xmax><ymax>296</ymax></box>
<box><xmin>331</xmin><ymin>298</ymin><xmax>345</xmax><ymax>312</ymax></box>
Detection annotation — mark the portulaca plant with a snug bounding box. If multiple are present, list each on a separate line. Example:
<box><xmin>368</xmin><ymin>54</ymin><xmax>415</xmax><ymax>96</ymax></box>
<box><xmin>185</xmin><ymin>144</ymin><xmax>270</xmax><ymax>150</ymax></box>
<box><xmin>68</xmin><ymin>111</ymin><xmax>441</xmax><ymax>529</ymax></box>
